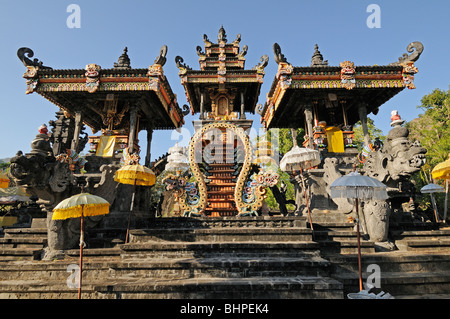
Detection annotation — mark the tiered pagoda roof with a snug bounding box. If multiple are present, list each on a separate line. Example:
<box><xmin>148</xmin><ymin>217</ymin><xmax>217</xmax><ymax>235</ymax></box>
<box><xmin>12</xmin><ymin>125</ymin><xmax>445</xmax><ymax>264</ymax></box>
<box><xmin>175</xmin><ymin>26</ymin><xmax>269</xmax><ymax>116</ymax></box>
<box><xmin>17</xmin><ymin>46</ymin><xmax>186</xmax><ymax>133</ymax></box>
<box><xmin>259</xmin><ymin>42</ymin><xmax>424</xmax><ymax>129</ymax></box>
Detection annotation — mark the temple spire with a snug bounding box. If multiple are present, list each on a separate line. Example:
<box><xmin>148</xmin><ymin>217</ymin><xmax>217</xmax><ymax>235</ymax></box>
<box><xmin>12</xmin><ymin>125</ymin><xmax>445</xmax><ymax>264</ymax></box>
<box><xmin>311</xmin><ymin>44</ymin><xmax>328</xmax><ymax>67</ymax></box>
<box><xmin>114</xmin><ymin>47</ymin><xmax>131</xmax><ymax>69</ymax></box>
<box><xmin>218</xmin><ymin>25</ymin><xmax>227</xmax><ymax>43</ymax></box>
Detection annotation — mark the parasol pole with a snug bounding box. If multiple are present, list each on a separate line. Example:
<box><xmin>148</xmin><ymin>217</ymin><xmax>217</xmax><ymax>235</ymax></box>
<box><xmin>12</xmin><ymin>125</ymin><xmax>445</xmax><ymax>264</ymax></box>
<box><xmin>351</xmin><ymin>164</ymin><xmax>363</xmax><ymax>291</ymax></box>
<box><xmin>445</xmin><ymin>179</ymin><xmax>448</xmax><ymax>223</ymax></box>
<box><xmin>355</xmin><ymin>198</ymin><xmax>363</xmax><ymax>291</ymax></box>
<box><xmin>430</xmin><ymin>193</ymin><xmax>439</xmax><ymax>223</ymax></box>
<box><xmin>78</xmin><ymin>204</ymin><xmax>85</xmax><ymax>299</ymax></box>
<box><xmin>299</xmin><ymin>165</ymin><xmax>314</xmax><ymax>234</ymax></box>
<box><xmin>125</xmin><ymin>179</ymin><xmax>137</xmax><ymax>244</ymax></box>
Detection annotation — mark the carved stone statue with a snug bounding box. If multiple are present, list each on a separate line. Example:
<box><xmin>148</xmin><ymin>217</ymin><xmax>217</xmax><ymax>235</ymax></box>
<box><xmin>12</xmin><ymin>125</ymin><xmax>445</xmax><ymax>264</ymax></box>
<box><xmin>363</xmin><ymin>199</ymin><xmax>396</xmax><ymax>250</ymax></box>
<box><xmin>9</xmin><ymin>122</ymin><xmax>121</xmax><ymax>259</ymax></box>
<box><xmin>364</xmin><ymin>114</ymin><xmax>426</xmax><ymax>191</ymax></box>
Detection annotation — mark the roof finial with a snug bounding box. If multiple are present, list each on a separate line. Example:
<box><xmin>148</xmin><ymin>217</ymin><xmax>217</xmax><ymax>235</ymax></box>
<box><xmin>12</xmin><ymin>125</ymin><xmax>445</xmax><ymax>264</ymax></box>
<box><xmin>114</xmin><ymin>47</ymin><xmax>131</xmax><ymax>69</ymax></box>
<box><xmin>218</xmin><ymin>25</ymin><xmax>227</xmax><ymax>43</ymax></box>
<box><xmin>311</xmin><ymin>44</ymin><xmax>328</xmax><ymax>67</ymax></box>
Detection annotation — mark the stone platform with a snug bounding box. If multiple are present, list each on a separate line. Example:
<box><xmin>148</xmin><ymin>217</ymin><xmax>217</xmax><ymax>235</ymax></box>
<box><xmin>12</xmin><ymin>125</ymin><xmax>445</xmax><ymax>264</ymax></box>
<box><xmin>0</xmin><ymin>213</ymin><xmax>449</xmax><ymax>299</ymax></box>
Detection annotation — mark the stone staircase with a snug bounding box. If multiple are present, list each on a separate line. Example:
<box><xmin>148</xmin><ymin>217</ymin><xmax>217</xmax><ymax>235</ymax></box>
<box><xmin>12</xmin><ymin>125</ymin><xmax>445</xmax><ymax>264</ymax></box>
<box><xmin>308</xmin><ymin>211</ymin><xmax>450</xmax><ymax>298</ymax></box>
<box><xmin>1</xmin><ymin>213</ymin><xmax>450</xmax><ymax>299</ymax></box>
<box><xmin>308</xmin><ymin>211</ymin><xmax>376</xmax><ymax>255</ymax></box>
<box><xmin>0</xmin><ymin>218</ymin><xmax>47</xmax><ymax>262</ymax></box>
<box><xmin>0</xmin><ymin>216</ymin><xmax>343</xmax><ymax>299</ymax></box>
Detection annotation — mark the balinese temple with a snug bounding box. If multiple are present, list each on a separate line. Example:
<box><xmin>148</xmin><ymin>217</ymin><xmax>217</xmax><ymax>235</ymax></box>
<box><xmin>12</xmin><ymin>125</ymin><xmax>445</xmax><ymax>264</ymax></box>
<box><xmin>260</xmin><ymin>42</ymin><xmax>422</xmax><ymax>148</ymax></box>
<box><xmin>173</xmin><ymin>27</ymin><xmax>271</xmax><ymax>217</ymax></box>
<box><xmin>258</xmin><ymin>42</ymin><xmax>423</xmax><ymax>212</ymax></box>
<box><xmin>17</xmin><ymin>46</ymin><xmax>186</xmax><ymax>168</ymax></box>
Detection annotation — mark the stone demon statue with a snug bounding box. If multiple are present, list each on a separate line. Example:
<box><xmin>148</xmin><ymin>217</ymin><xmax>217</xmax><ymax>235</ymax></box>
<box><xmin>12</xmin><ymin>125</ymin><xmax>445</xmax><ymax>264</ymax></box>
<box><xmin>364</xmin><ymin>117</ymin><xmax>427</xmax><ymax>194</ymax></box>
<box><xmin>9</xmin><ymin>122</ymin><xmax>118</xmax><ymax>259</ymax></box>
<box><xmin>323</xmin><ymin>112</ymin><xmax>426</xmax><ymax>248</ymax></box>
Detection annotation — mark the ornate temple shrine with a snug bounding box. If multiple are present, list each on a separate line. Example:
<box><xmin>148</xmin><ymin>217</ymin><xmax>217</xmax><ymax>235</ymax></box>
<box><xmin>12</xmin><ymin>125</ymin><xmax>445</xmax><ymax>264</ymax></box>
<box><xmin>252</xmin><ymin>42</ymin><xmax>425</xmax><ymax>217</ymax></box>
<box><xmin>17</xmin><ymin>46</ymin><xmax>187</xmax><ymax>167</ymax></box>
<box><xmin>169</xmin><ymin>27</ymin><xmax>273</xmax><ymax>217</ymax></box>
<box><xmin>260</xmin><ymin>42</ymin><xmax>423</xmax><ymax>149</ymax></box>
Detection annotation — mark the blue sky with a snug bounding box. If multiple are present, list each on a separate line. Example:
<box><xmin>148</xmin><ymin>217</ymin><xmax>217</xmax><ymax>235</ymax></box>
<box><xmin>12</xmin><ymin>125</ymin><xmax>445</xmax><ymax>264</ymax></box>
<box><xmin>0</xmin><ymin>0</ymin><xmax>448</xmax><ymax>162</ymax></box>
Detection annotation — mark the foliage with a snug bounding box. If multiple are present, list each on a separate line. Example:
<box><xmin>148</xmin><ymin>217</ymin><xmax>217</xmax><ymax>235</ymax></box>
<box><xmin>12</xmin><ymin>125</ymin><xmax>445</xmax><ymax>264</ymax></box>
<box><xmin>352</xmin><ymin>117</ymin><xmax>385</xmax><ymax>151</ymax></box>
<box><xmin>0</xmin><ymin>162</ymin><xmax>10</xmax><ymax>172</ymax></box>
<box><xmin>407</xmin><ymin>87</ymin><xmax>450</xmax><ymax>168</ymax></box>
<box><xmin>407</xmin><ymin>86</ymin><xmax>450</xmax><ymax>218</ymax></box>
<box><xmin>147</xmin><ymin>170</ymin><xmax>169</xmax><ymax>215</ymax></box>
<box><xmin>262</xmin><ymin>128</ymin><xmax>305</xmax><ymax>211</ymax></box>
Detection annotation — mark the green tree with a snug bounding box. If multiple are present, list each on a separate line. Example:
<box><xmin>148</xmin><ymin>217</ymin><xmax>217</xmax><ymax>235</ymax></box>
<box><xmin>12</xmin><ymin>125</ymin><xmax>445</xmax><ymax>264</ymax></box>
<box><xmin>408</xmin><ymin>87</ymin><xmax>450</xmax><ymax>168</ymax></box>
<box><xmin>352</xmin><ymin>117</ymin><xmax>385</xmax><ymax>151</ymax></box>
<box><xmin>407</xmin><ymin>86</ymin><xmax>450</xmax><ymax>217</ymax></box>
<box><xmin>262</xmin><ymin>128</ymin><xmax>305</xmax><ymax>211</ymax></box>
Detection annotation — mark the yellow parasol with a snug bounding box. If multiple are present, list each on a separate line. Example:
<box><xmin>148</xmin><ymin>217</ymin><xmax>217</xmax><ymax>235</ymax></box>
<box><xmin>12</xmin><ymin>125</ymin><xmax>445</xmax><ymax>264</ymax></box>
<box><xmin>432</xmin><ymin>155</ymin><xmax>450</xmax><ymax>222</ymax></box>
<box><xmin>0</xmin><ymin>172</ymin><xmax>9</xmax><ymax>189</ymax></box>
<box><xmin>52</xmin><ymin>192</ymin><xmax>110</xmax><ymax>299</ymax></box>
<box><xmin>432</xmin><ymin>155</ymin><xmax>450</xmax><ymax>180</ymax></box>
<box><xmin>114</xmin><ymin>164</ymin><xmax>156</xmax><ymax>243</ymax></box>
<box><xmin>114</xmin><ymin>164</ymin><xmax>156</xmax><ymax>186</ymax></box>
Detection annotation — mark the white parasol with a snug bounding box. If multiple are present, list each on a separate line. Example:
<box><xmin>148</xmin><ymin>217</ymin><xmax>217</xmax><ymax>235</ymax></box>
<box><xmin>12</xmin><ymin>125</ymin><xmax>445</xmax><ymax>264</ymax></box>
<box><xmin>280</xmin><ymin>146</ymin><xmax>321</xmax><ymax>172</ymax></box>
<box><xmin>280</xmin><ymin>146</ymin><xmax>320</xmax><ymax>233</ymax></box>
<box><xmin>421</xmin><ymin>183</ymin><xmax>445</xmax><ymax>223</ymax></box>
<box><xmin>330</xmin><ymin>169</ymin><xmax>388</xmax><ymax>292</ymax></box>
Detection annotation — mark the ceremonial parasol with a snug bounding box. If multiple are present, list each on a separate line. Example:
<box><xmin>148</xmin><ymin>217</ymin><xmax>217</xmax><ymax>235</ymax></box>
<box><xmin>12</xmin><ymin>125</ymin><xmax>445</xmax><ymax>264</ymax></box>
<box><xmin>114</xmin><ymin>164</ymin><xmax>156</xmax><ymax>243</ymax></box>
<box><xmin>421</xmin><ymin>183</ymin><xmax>445</xmax><ymax>223</ymax></box>
<box><xmin>165</xmin><ymin>142</ymin><xmax>190</xmax><ymax>172</ymax></box>
<box><xmin>280</xmin><ymin>145</ymin><xmax>320</xmax><ymax>232</ymax></box>
<box><xmin>432</xmin><ymin>155</ymin><xmax>450</xmax><ymax>222</ymax></box>
<box><xmin>52</xmin><ymin>192</ymin><xmax>110</xmax><ymax>299</ymax></box>
<box><xmin>254</xmin><ymin>137</ymin><xmax>277</xmax><ymax>167</ymax></box>
<box><xmin>329</xmin><ymin>169</ymin><xmax>388</xmax><ymax>292</ymax></box>
<box><xmin>0</xmin><ymin>172</ymin><xmax>9</xmax><ymax>188</ymax></box>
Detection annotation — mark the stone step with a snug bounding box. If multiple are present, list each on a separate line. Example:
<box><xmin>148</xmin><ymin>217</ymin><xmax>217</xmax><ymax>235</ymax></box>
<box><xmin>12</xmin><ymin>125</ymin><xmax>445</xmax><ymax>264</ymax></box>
<box><xmin>403</xmin><ymin>239</ymin><xmax>450</xmax><ymax>252</ymax></box>
<box><xmin>0</xmin><ymin>276</ymin><xmax>344</xmax><ymax>299</ymax></box>
<box><xmin>0</xmin><ymin>260</ymin><xmax>116</xmax><ymax>281</ymax></box>
<box><xmin>0</xmin><ymin>245</ymin><xmax>327</xmax><ymax>281</ymax></box>
<box><xmin>336</xmin><ymin>270</ymin><xmax>450</xmax><ymax>297</ymax></box>
<box><xmin>317</xmin><ymin>240</ymin><xmax>375</xmax><ymax>255</ymax></box>
<box><xmin>0</xmin><ymin>237</ymin><xmax>47</xmax><ymax>249</ymax></box>
<box><xmin>0</xmin><ymin>248</ymin><xmax>43</xmax><ymax>261</ymax></box>
<box><xmin>65</xmin><ymin>247</ymin><xmax>122</xmax><ymax>259</ymax></box>
<box><xmin>393</xmin><ymin>229</ymin><xmax>450</xmax><ymax>241</ymax></box>
<box><xmin>129</xmin><ymin>227</ymin><xmax>313</xmax><ymax>243</ymax></box>
<box><xmin>327</xmin><ymin>252</ymin><xmax>450</xmax><ymax>274</ymax></box>
<box><xmin>120</xmin><ymin>241</ymin><xmax>321</xmax><ymax>259</ymax></box>
<box><xmin>309</xmin><ymin>212</ymin><xmax>352</xmax><ymax>224</ymax></box>
<box><xmin>310</xmin><ymin>222</ymin><xmax>356</xmax><ymax>232</ymax></box>
<box><xmin>133</xmin><ymin>216</ymin><xmax>307</xmax><ymax>229</ymax></box>
<box><xmin>94</xmin><ymin>276</ymin><xmax>344</xmax><ymax>299</ymax></box>
<box><xmin>0</xmin><ymin>278</ymin><xmax>105</xmax><ymax>299</ymax></box>
<box><xmin>393</xmin><ymin>229</ymin><xmax>450</xmax><ymax>252</ymax></box>
<box><xmin>3</xmin><ymin>228</ymin><xmax>47</xmax><ymax>239</ymax></box>
<box><xmin>113</xmin><ymin>257</ymin><xmax>332</xmax><ymax>279</ymax></box>
<box><xmin>313</xmin><ymin>230</ymin><xmax>358</xmax><ymax>241</ymax></box>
